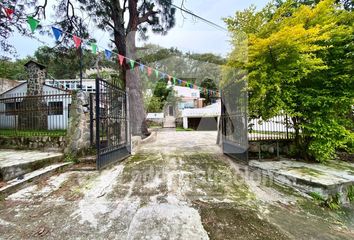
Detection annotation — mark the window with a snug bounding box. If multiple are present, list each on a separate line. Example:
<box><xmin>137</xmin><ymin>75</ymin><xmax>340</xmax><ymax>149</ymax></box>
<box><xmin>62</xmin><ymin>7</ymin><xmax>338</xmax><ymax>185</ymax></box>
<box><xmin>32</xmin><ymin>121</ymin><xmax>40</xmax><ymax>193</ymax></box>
<box><xmin>5</xmin><ymin>102</ymin><xmax>21</xmax><ymax>116</ymax></box>
<box><xmin>48</xmin><ymin>102</ymin><xmax>63</xmax><ymax>115</ymax></box>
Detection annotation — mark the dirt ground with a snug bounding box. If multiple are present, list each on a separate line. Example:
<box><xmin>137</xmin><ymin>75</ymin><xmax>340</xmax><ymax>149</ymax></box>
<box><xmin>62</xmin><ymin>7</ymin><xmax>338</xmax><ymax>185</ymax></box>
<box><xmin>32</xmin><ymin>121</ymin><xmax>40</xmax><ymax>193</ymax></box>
<box><xmin>0</xmin><ymin>131</ymin><xmax>354</xmax><ymax>239</ymax></box>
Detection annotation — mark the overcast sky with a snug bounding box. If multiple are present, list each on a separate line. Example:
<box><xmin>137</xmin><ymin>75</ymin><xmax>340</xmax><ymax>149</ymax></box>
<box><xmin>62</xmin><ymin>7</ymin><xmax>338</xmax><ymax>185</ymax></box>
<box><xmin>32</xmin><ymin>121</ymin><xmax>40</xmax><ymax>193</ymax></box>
<box><xmin>4</xmin><ymin>0</ymin><xmax>267</xmax><ymax>59</ymax></box>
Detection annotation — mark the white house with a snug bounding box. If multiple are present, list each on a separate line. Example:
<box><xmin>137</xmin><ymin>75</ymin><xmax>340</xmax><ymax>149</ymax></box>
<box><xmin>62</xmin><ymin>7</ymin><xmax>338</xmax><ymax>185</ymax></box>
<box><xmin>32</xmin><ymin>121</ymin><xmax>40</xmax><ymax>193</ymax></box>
<box><xmin>0</xmin><ymin>82</ymin><xmax>71</xmax><ymax>130</ymax></box>
<box><xmin>182</xmin><ymin>100</ymin><xmax>221</xmax><ymax>130</ymax></box>
<box><xmin>173</xmin><ymin>86</ymin><xmax>203</xmax><ymax>110</ymax></box>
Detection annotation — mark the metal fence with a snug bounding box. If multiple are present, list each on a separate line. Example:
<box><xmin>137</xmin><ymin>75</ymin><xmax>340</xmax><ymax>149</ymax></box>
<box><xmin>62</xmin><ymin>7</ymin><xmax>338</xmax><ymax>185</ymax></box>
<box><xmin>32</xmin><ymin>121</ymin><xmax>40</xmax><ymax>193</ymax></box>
<box><xmin>248</xmin><ymin>115</ymin><xmax>295</xmax><ymax>141</ymax></box>
<box><xmin>0</xmin><ymin>92</ymin><xmax>72</xmax><ymax>136</ymax></box>
<box><xmin>95</xmin><ymin>78</ymin><xmax>130</xmax><ymax>169</ymax></box>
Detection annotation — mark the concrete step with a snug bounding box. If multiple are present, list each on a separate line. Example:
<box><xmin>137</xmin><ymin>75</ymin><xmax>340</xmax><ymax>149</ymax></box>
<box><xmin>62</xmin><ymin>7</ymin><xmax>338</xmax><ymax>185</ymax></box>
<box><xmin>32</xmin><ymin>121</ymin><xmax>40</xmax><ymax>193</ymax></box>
<box><xmin>0</xmin><ymin>151</ymin><xmax>64</xmax><ymax>181</ymax></box>
<box><xmin>163</xmin><ymin>117</ymin><xmax>176</xmax><ymax>128</ymax></box>
<box><xmin>249</xmin><ymin>160</ymin><xmax>354</xmax><ymax>204</ymax></box>
<box><xmin>0</xmin><ymin>162</ymin><xmax>72</xmax><ymax>196</ymax></box>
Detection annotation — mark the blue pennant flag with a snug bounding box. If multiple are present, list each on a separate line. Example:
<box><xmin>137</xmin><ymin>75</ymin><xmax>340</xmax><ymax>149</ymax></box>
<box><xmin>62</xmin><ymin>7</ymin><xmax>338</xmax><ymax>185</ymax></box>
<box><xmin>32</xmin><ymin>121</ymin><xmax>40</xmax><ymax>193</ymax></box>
<box><xmin>161</xmin><ymin>72</ymin><xmax>166</xmax><ymax>79</ymax></box>
<box><xmin>105</xmin><ymin>49</ymin><xmax>112</xmax><ymax>60</ymax></box>
<box><xmin>139</xmin><ymin>64</ymin><xmax>145</xmax><ymax>72</ymax></box>
<box><xmin>52</xmin><ymin>27</ymin><xmax>62</xmax><ymax>41</ymax></box>
<box><xmin>178</xmin><ymin>79</ymin><xmax>182</xmax><ymax>85</ymax></box>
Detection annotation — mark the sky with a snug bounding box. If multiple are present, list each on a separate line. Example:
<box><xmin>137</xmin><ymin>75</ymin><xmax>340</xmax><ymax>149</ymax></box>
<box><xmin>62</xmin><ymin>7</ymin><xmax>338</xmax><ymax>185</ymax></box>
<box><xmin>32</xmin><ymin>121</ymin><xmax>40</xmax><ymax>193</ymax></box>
<box><xmin>3</xmin><ymin>0</ymin><xmax>268</xmax><ymax>59</ymax></box>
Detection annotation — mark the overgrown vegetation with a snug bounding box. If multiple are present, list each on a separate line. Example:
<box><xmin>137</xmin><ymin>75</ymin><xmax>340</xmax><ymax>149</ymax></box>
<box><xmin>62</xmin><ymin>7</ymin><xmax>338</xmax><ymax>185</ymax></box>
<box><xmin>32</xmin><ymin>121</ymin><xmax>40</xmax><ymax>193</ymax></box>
<box><xmin>309</xmin><ymin>192</ymin><xmax>341</xmax><ymax>210</ymax></box>
<box><xmin>347</xmin><ymin>185</ymin><xmax>354</xmax><ymax>203</ymax></box>
<box><xmin>225</xmin><ymin>0</ymin><xmax>354</xmax><ymax>162</ymax></box>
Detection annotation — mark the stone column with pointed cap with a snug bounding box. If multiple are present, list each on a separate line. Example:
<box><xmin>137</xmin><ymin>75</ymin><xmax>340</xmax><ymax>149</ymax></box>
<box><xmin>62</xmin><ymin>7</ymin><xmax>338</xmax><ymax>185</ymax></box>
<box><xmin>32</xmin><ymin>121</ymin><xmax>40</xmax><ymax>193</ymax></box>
<box><xmin>18</xmin><ymin>60</ymin><xmax>48</xmax><ymax>131</ymax></box>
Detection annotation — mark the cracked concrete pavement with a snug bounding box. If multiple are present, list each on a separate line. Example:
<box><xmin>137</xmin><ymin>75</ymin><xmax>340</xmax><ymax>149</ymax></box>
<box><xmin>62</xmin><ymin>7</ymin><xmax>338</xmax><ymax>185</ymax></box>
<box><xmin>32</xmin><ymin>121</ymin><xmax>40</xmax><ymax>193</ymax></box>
<box><xmin>1</xmin><ymin>130</ymin><xmax>354</xmax><ymax>239</ymax></box>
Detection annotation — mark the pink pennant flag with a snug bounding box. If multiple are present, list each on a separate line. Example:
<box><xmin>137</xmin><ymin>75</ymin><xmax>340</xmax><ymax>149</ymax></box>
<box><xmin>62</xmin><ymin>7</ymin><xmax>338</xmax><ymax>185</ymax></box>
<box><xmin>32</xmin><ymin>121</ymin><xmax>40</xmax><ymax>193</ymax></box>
<box><xmin>147</xmin><ymin>67</ymin><xmax>152</xmax><ymax>76</ymax></box>
<box><xmin>168</xmin><ymin>75</ymin><xmax>172</xmax><ymax>81</ymax></box>
<box><xmin>118</xmin><ymin>54</ymin><xmax>125</xmax><ymax>66</ymax></box>
<box><xmin>194</xmin><ymin>85</ymin><xmax>198</xmax><ymax>90</ymax></box>
<box><xmin>73</xmin><ymin>35</ymin><xmax>81</xmax><ymax>48</ymax></box>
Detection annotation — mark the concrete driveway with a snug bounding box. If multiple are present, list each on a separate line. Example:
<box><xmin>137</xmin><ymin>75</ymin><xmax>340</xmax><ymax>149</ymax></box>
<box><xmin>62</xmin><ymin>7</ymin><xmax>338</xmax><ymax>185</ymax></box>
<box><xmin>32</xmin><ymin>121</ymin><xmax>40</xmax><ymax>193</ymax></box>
<box><xmin>0</xmin><ymin>131</ymin><xmax>353</xmax><ymax>239</ymax></box>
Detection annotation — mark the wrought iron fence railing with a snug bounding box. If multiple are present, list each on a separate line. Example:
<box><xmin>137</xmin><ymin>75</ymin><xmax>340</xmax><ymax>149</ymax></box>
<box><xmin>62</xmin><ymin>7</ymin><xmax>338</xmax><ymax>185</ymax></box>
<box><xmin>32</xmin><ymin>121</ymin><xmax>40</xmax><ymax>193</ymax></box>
<box><xmin>248</xmin><ymin>115</ymin><xmax>295</xmax><ymax>141</ymax></box>
<box><xmin>0</xmin><ymin>92</ymin><xmax>72</xmax><ymax>137</ymax></box>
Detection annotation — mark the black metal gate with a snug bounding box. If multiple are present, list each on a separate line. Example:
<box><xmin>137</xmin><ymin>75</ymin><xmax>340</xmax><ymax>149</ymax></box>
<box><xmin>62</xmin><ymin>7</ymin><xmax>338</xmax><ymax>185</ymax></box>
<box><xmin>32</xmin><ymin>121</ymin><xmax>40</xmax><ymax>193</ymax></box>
<box><xmin>94</xmin><ymin>78</ymin><xmax>130</xmax><ymax>169</ymax></box>
<box><xmin>221</xmin><ymin>80</ymin><xmax>248</xmax><ymax>161</ymax></box>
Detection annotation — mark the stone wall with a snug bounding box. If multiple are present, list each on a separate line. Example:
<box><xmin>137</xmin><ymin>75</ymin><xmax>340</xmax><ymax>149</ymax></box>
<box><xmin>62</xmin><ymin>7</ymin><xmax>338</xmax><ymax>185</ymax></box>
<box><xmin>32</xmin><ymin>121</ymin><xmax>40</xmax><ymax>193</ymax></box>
<box><xmin>248</xmin><ymin>140</ymin><xmax>295</xmax><ymax>159</ymax></box>
<box><xmin>0</xmin><ymin>136</ymin><xmax>66</xmax><ymax>150</ymax></box>
<box><xmin>64</xmin><ymin>91</ymin><xmax>92</xmax><ymax>156</ymax></box>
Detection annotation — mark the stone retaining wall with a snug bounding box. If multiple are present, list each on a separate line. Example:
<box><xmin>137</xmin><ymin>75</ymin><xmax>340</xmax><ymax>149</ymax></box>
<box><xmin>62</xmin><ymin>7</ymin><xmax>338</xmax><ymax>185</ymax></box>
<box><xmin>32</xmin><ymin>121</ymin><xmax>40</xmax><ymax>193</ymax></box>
<box><xmin>248</xmin><ymin>140</ymin><xmax>295</xmax><ymax>159</ymax></box>
<box><xmin>0</xmin><ymin>136</ymin><xmax>66</xmax><ymax>150</ymax></box>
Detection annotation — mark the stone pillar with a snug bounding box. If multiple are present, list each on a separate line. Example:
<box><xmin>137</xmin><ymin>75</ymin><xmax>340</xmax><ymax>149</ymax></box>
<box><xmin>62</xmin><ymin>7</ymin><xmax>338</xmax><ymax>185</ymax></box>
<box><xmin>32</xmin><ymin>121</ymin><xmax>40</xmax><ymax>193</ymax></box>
<box><xmin>64</xmin><ymin>91</ymin><xmax>91</xmax><ymax>156</ymax></box>
<box><xmin>25</xmin><ymin>60</ymin><xmax>46</xmax><ymax>96</ymax></box>
<box><xmin>19</xmin><ymin>61</ymin><xmax>48</xmax><ymax>130</ymax></box>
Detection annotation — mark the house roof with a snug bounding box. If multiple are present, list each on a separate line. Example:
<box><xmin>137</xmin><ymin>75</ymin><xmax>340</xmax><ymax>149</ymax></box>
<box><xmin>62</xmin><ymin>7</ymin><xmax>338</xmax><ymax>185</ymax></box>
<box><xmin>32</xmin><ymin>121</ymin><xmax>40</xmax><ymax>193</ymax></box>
<box><xmin>0</xmin><ymin>82</ymin><xmax>27</xmax><ymax>96</ymax></box>
<box><xmin>0</xmin><ymin>82</ymin><xmax>69</xmax><ymax>97</ymax></box>
<box><xmin>24</xmin><ymin>60</ymin><xmax>46</xmax><ymax>70</ymax></box>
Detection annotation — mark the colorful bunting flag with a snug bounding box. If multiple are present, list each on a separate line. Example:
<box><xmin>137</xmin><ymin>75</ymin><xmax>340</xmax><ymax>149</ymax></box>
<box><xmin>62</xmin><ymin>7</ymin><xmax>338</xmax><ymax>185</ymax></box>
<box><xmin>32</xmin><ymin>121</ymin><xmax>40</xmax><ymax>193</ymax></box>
<box><xmin>105</xmin><ymin>49</ymin><xmax>112</xmax><ymax>60</ymax></box>
<box><xmin>91</xmin><ymin>43</ymin><xmax>97</xmax><ymax>54</ymax></box>
<box><xmin>4</xmin><ymin>7</ymin><xmax>14</xmax><ymax>19</ymax></box>
<box><xmin>118</xmin><ymin>54</ymin><xmax>124</xmax><ymax>66</ymax></box>
<box><xmin>168</xmin><ymin>75</ymin><xmax>172</xmax><ymax>81</ymax></box>
<box><xmin>161</xmin><ymin>72</ymin><xmax>166</xmax><ymax>79</ymax></box>
<box><xmin>173</xmin><ymin>77</ymin><xmax>176</xmax><ymax>85</ymax></box>
<box><xmin>129</xmin><ymin>59</ymin><xmax>135</xmax><ymax>69</ymax></box>
<box><xmin>155</xmin><ymin>69</ymin><xmax>159</xmax><ymax>78</ymax></box>
<box><xmin>51</xmin><ymin>27</ymin><xmax>62</xmax><ymax>41</ymax></box>
<box><xmin>178</xmin><ymin>79</ymin><xmax>182</xmax><ymax>85</ymax></box>
<box><xmin>139</xmin><ymin>64</ymin><xmax>145</xmax><ymax>72</ymax></box>
<box><xmin>147</xmin><ymin>67</ymin><xmax>152</xmax><ymax>76</ymax></box>
<box><xmin>73</xmin><ymin>35</ymin><xmax>81</xmax><ymax>48</ymax></box>
<box><xmin>27</xmin><ymin>16</ymin><xmax>39</xmax><ymax>33</ymax></box>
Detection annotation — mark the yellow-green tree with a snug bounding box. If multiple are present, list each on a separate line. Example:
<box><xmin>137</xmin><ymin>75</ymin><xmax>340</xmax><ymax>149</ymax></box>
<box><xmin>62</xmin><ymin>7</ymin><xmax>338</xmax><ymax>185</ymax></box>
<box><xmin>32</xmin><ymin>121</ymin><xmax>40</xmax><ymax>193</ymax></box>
<box><xmin>225</xmin><ymin>0</ymin><xmax>354</xmax><ymax>162</ymax></box>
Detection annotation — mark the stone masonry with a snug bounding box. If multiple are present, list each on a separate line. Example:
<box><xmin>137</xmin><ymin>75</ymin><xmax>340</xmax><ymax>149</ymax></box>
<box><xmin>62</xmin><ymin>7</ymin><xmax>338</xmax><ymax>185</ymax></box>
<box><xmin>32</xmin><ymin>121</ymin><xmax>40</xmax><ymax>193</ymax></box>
<box><xmin>18</xmin><ymin>61</ymin><xmax>48</xmax><ymax>130</ymax></box>
<box><xmin>64</xmin><ymin>91</ymin><xmax>91</xmax><ymax>156</ymax></box>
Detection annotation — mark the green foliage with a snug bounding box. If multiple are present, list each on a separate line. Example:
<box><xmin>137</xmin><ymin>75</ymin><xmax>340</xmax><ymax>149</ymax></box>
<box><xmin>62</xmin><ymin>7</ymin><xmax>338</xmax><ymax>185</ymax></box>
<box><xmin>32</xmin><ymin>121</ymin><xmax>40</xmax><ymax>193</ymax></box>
<box><xmin>145</xmin><ymin>95</ymin><xmax>163</xmax><ymax>112</ymax></box>
<box><xmin>64</xmin><ymin>152</ymin><xmax>78</xmax><ymax>164</ymax></box>
<box><xmin>347</xmin><ymin>185</ymin><xmax>354</xmax><ymax>202</ymax></box>
<box><xmin>309</xmin><ymin>192</ymin><xmax>341</xmax><ymax>210</ymax></box>
<box><xmin>0</xmin><ymin>58</ymin><xmax>29</xmax><ymax>80</ymax></box>
<box><xmin>225</xmin><ymin>0</ymin><xmax>354</xmax><ymax>162</ymax></box>
<box><xmin>138</xmin><ymin>44</ymin><xmax>224</xmax><ymax>94</ymax></box>
<box><xmin>325</xmin><ymin>193</ymin><xmax>341</xmax><ymax>210</ymax></box>
<box><xmin>309</xmin><ymin>192</ymin><xmax>325</xmax><ymax>201</ymax></box>
<box><xmin>200</xmin><ymin>78</ymin><xmax>218</xmax><ymax>105</ymax></box>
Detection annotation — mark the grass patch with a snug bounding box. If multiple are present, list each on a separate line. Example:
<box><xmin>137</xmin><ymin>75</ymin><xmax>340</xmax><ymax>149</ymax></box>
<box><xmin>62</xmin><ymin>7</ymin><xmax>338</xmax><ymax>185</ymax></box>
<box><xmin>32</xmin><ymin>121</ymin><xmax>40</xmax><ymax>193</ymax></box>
<box><xmin>0</xmin><ymin>129</ymin><xmax>66</xmax><ymax>137</ymax></box>
<box><xmin>176</xmin><ymin>127</ymin><xmax>194</xmax><ymax>131</ymax></box>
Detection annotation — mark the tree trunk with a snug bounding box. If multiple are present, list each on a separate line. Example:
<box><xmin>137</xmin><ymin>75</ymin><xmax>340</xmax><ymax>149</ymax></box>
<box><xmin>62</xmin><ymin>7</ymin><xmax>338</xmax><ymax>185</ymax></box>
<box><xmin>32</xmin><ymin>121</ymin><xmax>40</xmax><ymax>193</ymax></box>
<box><xmin>125</xmin><ymin>31</ymin><xmax>149</xmax><ymax>136</ymax></box>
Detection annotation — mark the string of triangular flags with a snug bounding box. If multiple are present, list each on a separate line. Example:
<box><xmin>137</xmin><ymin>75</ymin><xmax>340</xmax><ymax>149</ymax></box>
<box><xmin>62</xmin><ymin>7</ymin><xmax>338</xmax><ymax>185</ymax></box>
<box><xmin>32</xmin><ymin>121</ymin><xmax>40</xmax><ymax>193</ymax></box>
<box><xmin>0</xmin><ymin>3</ymin><xmax>15</xmax><ymax>20</ymax></box>
<box><xmin>50</xmin><ymin>25</ymin><xmax>220</xmax><ymax>97</ymax></box>
<box><xmin>2</xmin><ymin>4</ymin><xmax>220</xmax><ymax>97</ymax></box>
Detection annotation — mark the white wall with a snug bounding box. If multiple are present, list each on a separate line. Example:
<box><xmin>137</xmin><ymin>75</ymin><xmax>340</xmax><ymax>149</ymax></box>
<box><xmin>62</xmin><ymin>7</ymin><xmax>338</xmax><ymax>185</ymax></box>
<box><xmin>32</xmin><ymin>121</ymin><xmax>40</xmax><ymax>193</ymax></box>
<box><xmin>0</xmin><ymin>83</ymin><xmax>71</xmax><ymax>130</ymax></box>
